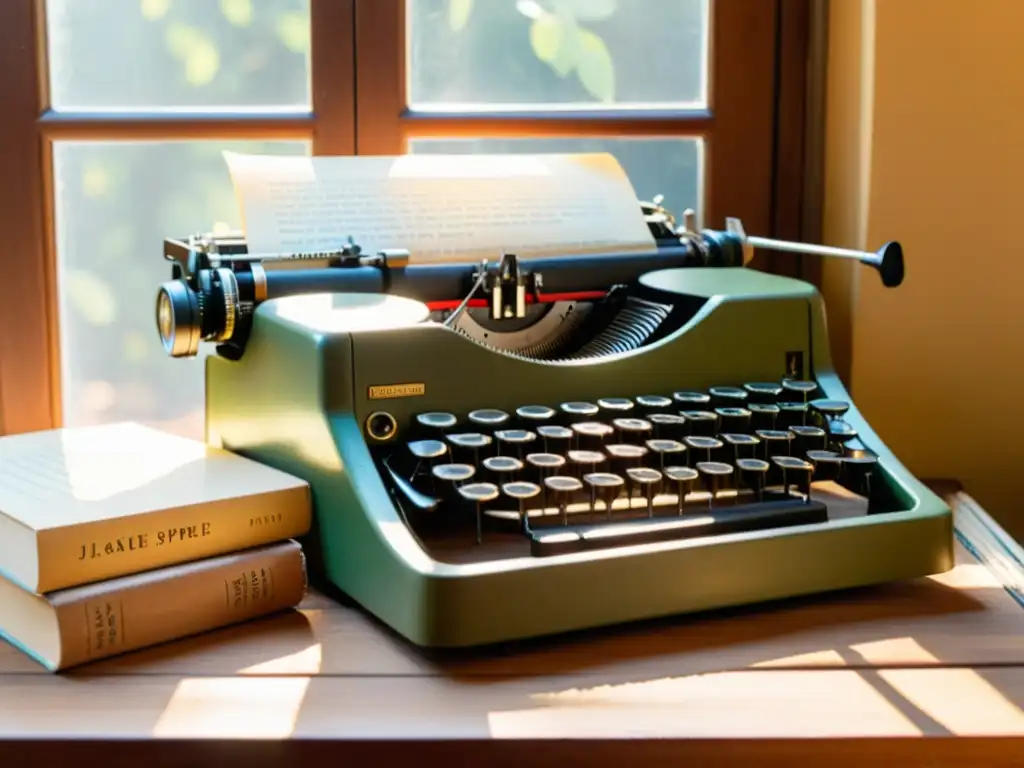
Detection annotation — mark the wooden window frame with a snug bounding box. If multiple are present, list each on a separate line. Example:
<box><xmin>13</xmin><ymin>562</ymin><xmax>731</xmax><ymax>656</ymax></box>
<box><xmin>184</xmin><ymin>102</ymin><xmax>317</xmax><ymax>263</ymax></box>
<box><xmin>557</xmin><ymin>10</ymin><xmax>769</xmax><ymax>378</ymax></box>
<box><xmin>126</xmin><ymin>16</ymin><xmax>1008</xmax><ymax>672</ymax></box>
<box><xmin>0</xmin><ymin>0</ymin><xmax>810</xmax><ymax>436</ymax></box>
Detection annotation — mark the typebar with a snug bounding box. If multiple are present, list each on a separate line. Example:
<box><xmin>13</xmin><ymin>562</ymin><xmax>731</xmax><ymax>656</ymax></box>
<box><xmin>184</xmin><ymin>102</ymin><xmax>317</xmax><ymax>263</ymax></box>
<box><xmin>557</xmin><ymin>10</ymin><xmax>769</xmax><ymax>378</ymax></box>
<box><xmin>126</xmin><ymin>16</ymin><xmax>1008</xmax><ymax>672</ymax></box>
<box><xmin>529</xmin><ymin>498</ymin><xmax>828</xmax><ymax>557</ymax></box>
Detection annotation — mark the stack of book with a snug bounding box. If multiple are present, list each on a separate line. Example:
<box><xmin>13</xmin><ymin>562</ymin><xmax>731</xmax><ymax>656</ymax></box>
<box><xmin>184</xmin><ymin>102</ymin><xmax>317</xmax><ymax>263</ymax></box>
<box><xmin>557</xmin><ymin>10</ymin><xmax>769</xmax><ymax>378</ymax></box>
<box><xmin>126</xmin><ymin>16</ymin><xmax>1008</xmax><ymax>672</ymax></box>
<box><xmin>0</xmin><ymin>422</ymin><xmax>312</xmax><ymax>671</ymax></box>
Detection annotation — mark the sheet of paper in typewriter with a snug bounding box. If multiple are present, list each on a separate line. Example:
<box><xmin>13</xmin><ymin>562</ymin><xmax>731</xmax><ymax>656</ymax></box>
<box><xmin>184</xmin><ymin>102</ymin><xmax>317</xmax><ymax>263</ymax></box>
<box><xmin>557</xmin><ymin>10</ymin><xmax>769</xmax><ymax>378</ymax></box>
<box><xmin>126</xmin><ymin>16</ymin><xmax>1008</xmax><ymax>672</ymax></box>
<box><xmin>222</xmin><ymin>151</ymin><xmax>657</xmax><ymax>265</ymax></box>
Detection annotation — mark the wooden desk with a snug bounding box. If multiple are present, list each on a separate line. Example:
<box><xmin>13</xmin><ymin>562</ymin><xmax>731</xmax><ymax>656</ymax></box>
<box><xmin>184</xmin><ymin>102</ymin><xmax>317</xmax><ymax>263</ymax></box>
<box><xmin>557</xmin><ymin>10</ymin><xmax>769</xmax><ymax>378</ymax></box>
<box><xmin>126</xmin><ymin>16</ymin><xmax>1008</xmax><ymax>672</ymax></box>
<box><xmin>2</xmin><ymin>484</ymin><xmax>1023</xmax><ymax>766</ymax></box>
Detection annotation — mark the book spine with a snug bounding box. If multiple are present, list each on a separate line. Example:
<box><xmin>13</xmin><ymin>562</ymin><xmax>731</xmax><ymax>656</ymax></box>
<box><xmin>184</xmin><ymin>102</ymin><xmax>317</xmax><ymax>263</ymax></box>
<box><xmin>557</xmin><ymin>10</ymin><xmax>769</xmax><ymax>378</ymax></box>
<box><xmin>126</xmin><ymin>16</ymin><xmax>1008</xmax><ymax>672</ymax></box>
<box><xmin>36</xmin><ymin>485</ymin><xmax>311</xmax><ymax>592</ymax></box>
<box><xmin>52</xmin><ymin>541</ymin><xmax>307</xmax><ymax>670</ymax></box>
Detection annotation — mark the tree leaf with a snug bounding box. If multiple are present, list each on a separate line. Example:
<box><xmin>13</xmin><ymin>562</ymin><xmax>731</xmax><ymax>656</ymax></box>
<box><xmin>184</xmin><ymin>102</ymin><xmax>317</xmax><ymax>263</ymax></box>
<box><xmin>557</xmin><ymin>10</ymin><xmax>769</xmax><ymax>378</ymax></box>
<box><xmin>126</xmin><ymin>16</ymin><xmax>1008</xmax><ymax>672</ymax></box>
<box><xmin>530</xmin><ymin>16</ymin><xmax>565</xmax><ymax>64</ymax></box>
<box><xmin>553</xmin><ymin>0</ymin><xmax>618</xmax><ymax>22</ymax></box>
<box><xmin>575</xmin><ymin>29</ymin><xmax>615</xmax><ymax>102</ymax></box>
<box><xmin>448</xmin><ymin>0</ymin><xmax>474</xmax><ymax>31</ymax></box>
<box><xmin>549</xmin><ymin>24</ymin><xmax>578</xmax><ymax>76</ymax></box>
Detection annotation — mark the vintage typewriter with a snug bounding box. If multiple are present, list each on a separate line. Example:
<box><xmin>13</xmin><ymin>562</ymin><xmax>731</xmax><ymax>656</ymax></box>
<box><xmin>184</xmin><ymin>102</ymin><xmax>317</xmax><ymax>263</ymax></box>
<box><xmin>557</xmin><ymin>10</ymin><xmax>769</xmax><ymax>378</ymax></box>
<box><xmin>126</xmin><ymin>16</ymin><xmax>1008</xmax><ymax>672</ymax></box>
<box><xmin>155</xmin><ymin>200</ymin><xmax>953</xmax><ymax>648</ymax></box>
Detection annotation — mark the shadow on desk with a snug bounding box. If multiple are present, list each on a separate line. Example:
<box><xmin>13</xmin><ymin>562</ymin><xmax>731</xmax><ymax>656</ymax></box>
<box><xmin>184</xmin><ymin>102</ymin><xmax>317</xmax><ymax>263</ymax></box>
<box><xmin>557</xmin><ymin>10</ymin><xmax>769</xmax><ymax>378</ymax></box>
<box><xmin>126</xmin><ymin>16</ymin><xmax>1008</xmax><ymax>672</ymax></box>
<box><xmin>1</xmin><ymin>484</ymin><xmax>1023</xmax><ymax>764</ymax></box>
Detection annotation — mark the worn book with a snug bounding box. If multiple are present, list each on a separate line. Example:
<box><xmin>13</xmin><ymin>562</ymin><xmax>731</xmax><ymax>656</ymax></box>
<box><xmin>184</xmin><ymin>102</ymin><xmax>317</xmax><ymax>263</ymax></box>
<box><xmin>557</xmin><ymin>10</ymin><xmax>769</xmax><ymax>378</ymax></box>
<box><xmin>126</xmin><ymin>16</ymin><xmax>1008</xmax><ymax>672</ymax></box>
<box><xmin>0</xmin><ymin>539</ymin><xmax>307</xmax><ymax>672</ymax></box>
<box><xmin>0</xmin><ymin>422</ymin><xmax>311</xmax><ymax>593</ymax></box>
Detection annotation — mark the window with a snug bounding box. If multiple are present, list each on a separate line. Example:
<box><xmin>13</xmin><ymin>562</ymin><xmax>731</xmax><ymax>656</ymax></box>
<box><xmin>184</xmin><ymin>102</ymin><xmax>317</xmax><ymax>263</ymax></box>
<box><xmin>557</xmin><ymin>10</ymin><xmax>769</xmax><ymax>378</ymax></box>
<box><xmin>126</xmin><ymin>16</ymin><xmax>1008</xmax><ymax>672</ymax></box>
<box><xmin>0</xmin><ymin>0</ymin><xmax>809</xmax><ymax>437</ymax></box>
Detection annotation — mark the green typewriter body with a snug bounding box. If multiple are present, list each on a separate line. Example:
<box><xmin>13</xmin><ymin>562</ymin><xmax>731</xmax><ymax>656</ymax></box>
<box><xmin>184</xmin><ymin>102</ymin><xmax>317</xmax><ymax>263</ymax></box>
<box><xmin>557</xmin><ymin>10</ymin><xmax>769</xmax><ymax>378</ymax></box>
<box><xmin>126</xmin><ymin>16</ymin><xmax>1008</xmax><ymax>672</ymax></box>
<box><xmin>199</xmin><ymin>265</ymin><xmax>954</xmax><ymax>648</ymax></box>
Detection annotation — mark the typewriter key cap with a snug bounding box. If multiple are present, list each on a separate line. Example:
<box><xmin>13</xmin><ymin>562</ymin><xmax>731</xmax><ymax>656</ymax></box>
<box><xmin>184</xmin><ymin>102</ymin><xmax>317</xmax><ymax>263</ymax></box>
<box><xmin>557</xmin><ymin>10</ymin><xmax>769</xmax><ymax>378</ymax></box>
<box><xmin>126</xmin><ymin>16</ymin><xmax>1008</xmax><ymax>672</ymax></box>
<box><xmin>516</xmin><ymin>404</ymin><xmax>555</xmax><ymax>424</ymax></box>
<box><xmin>612</xmin><ymin>417</ymin><xmax>653</xmax><ymax>443</ymax></box>
<box><xmin>645</xmin><ymin>438</ymin><xmax>686</xmax><ymax>469</ymax></box>
<box><xmin>781</xmin><ymin>379</ymin><xmax>819</xmax><ymax>399</ymax></box>
<box><xmin>583</xmin><ymin>472</ymin><xmax>625</xmax><ymax>518</ymax></box>
<box><xmin>696</xmin><ymin>461</ymin><xmax>734</xmax><ymax>506</ymax></box>
<box><xmin>664</xmin><ymin>465</ymin><xmax>699</xmax><ymax>513</ymax></box>
<box><xmin>648</xmin><ymin>412</ymin><xmax>687</xmax><ymax>439</ymax></box>
<box><xmin>749</xmin><ymin>403</ymin><xmax>780</xmax><ymax>430</ymax></box>
<box><xmin>736</xmin><ymin>458</ymin><xmax>770</xmax><ymax>501</ymax></box>
<box><xmin>408</xmin><ymin>439</ymin><xmax>448</xmax><ymax>460</ymax></box>
<box><xmin>469</xmin><ymin>408</ymin><xmax>510</xmax><ymax>428</ymax></box>
<box><xmin>537</xmin><ymin>424</ymin><xmax>573</xmax><ymax>452</ymax></box>
<box><xmin>416</xmin><ymin>412</ymin><xmax>457</xmax><ymax>434</ymax></box>
<box><xmin>807</xmin><ymin>449</ymin><xmax>844</xmax><ymax>482</ymax></box>
<box><xmin>636</xmin><ymin>395</ymin><xmax>673</xmax><ymax>413</ymax></box>
<box><xmin>715</xmin><ymin>406</ymin><xmax>752</xmax><ymax>433</ymax></box>
<box><xmin>790</xmin><ymin>425</ymin><xmax>828</xmax><ymax>454</ymax></box>
<box><xmin>494</xmin><ymin>429</ymin><xmax>537</xmax><ymax>457</ymax></box>
<box><xmin>772</xmin><ymin>456</ymin><xmax>814</xmax><ymax>499</ymax></box>
<box><xmin>810</xmin><ymin>398</ymin><xmax>851</xmax><ymax>419</ymax></box>
<box><xmin>777</xmin><ymin>401</ymin><xmax>809</xmax><ymax>428</ymax></box>
<box><xmin>673</xmin><ymin>391</ymin><xmax>711</xmax><ymax>406</ymax></box>
<box><xmin>526</xmin><ymin>452</ymin><xmax>566</xmax><ymax>510</ymax></box>
<box><xmin>567</xmin><ymin>449</ymin><xmax>606</xmax><ymax>476</ymax></box>
<box><xmin>571</xmin><ymin>421</ymin><xmax>614</xmax><ymax>451</ymax></box>
<box><xmin>597</xmin><ymin>397</ymin><xmax>634</xmax><ymax>414</ymax></box>
<box><xmin>827</xmin><ymin>419</ymin><xmax>858</xmax><ymax>443</ymax></box>
<box><xmin>683</xmin><ymin>435</ymin><xmax>724</xmax><ymax>462</ymax></box>
<box><xmin>446</xmin><ymin>432</ymin><xmax>492</xmax><ymax>464</ymax></box>
<box><xmin>842</xmin><ymin>452</ymin><xmax>879</xmax><ymax>498</ymax></box>
<box><xmin>501</xmin><ymin>481</ymin><xmax>542</xmax><ymax>533</ymax></box>
<box><xmin>459</xmin><ymin>482</ymin><xmax>500</xmax><ymax>543</ymax></box>
<box><xmin>680</xmin><ymin>410</ymin><xmax>718</xmax><ymax>436</ymax></box>
<box><xmin>482</xmin><ymin>455</ymin><xmax>523</xmax><ymax>482</ymax></box>
<box><xmin>744</xmin><ymin>382</ymin><xmax>784</xmax><ymax>402</ymax></box>
<box><xmin>626</xmin><ymin>467</ymin><xmax>663</xmax><ymax>517</ymax></box>
<box><xmin>605</xmin><ymin>444</ymin><xmax>649</xmax><ymax>478</ymax></box>
<box><xmin>756</xmin><ymin>429</ymin><xmax>794</xmax><ymax>459</ymax></box>
<box><xmin>721</xmin><ymin>433</ymin><xmax>760</xmax><ymax>462</ymax></box>
<box><xmin>560</xmin><ymin>401</ymin><xmax>599</xmax><ymax>422</ymax></box>
<box><xmin>431</xmin><ymin>463</ymin><xmax>476</xmax><ymax>498</ymax></box>
<box><xmin>709</xmin><ymin>386</ymin><xmax>748</xmax><ymax>407</ymax></box>
<box><xmin>544</xmin><ymin>475</ymin><xmax>584</xmax><ymax>526</ymax></box>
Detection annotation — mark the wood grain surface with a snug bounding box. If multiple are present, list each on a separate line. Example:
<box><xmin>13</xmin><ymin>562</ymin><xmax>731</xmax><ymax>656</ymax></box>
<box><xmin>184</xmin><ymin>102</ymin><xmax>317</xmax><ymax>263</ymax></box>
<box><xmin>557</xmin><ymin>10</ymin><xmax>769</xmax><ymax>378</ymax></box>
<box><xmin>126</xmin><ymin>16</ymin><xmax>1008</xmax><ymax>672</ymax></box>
<box><xmin>2</xmin><ymin>485</ymin><xmax>1022</xmax><ymax>766</ymax></box>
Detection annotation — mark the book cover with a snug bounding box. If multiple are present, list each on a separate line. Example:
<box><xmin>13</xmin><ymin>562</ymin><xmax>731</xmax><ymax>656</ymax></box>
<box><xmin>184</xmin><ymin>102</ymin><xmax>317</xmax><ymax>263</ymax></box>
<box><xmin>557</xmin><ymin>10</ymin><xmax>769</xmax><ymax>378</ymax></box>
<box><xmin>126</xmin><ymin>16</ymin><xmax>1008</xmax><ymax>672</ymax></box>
<box><xmin>0</xmin><ymin>422</ymin><xmax>311</xmax><ymax>592</ymax></box>
<box><xmin>0</xmin><ymin>539</ymin><xmax>308</xmax><ymax>671</ymax></box>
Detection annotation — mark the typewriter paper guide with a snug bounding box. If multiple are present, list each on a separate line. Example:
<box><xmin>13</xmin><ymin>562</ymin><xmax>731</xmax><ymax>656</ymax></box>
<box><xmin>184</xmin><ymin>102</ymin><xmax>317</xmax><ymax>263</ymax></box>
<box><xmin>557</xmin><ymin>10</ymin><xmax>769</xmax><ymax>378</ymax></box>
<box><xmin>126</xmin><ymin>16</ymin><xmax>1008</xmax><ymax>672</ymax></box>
<box><xmin>223</xmin><ymin>151</ymin><xmax>657</xmax><ymax>264</ymax></box>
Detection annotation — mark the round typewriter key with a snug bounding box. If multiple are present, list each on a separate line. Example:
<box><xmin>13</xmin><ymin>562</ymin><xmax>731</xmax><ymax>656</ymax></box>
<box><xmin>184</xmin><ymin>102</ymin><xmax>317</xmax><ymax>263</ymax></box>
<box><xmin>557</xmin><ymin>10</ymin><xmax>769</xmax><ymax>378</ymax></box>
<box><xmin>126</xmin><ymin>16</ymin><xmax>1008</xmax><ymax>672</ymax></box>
<box><xmin>673</xmin><ymin>391</ymin><xmax>710</xmax><ymax>406</ymax></box>
<box><xmin>810</xmin><ymin>398</ymin><xmax>851</xmax><ymax>419</ymax></box>
<box><xmin>683</xmin><ymin>435</ymin><xmax>724</xmax><ymax>462</ymax></box>
<box><xmin>458</xmin><ymin>482</ymin><xmax>500</xmax><ymax>543</ymax></box>
<box><xmin>777</xmin><ymin>401</ymin><xmax>809</xmax><ymax>428</ymax></box>
<box><xmin>544</xmin><ymin>475</ymin><xmax>584</xmax><ymax>525</ymax></box>
<box><xmin>748</xmin><ymin>403</ymin><xmax>780</xmax><ymax>430</ymax></box>
<box><xmin>807</xmin><ymin>449</ymin><xmax>843</xmax><ymax>482</ymax></box>
<box><xmin>781</xmin><ymin>379</ymin><xmax>819</xmax><ymax>400</ymax></box>
<box><xmin>431</xmin><ymin>463</ymin><xmax>475</xmax><ymax>483</ymax></box>
<box><xmin>612</xmin><ymin>417</ymin><xmax>653</xmax><ymax>443</ymax></box>
<box><xmin>501</xmin><ymin>481</ymin><xmax>542</xmax><ymax>533</ymax></box>
<box><xmin>407</xmin><ymin>439</ymin><xmax>447</xmax><ymax>460</ymax></box>
<box><xmin>567</xmin><ymin>449</ymin><xmax>606</xmax><ymax>477</ymax></box>
<box><xmin>709</xmin><ymin>386</ymin><xmax>748</xmax><ymax>406</ymax></box>
<box><xmin>789</xmin><ymin>425</ymin><xmax>828</xmax><ymax>454</ymax></box>
<box><xmin>680</xmin><ymin>410</ymin><xmax>718</xmax><ymax>436</ymax></box>
<box><xmin>645</xmin><ymin>438</ymin><xmax>686</xmax><ymax>469</ymax></box>
<box><xmin>445</xmin><ymin>432</ymin><xmax>491</xmax><ymax>465</ymax></box>
<box><xmin>516</xmin><ymin>404</ymin><xmax>555</xmax><ymax>424</ymax></box>
<box><xmin>721</xmin><ymin>432</ymin><xmax>760</xmax><ymax>462</ymax></box>
<box><xmin>415</xmin><ymin>411</ymin><xmax>457</xmax><ymax>433</ymax></box>
<box><xmin>571</xmin><ymin>421</ymin><xmax>614</xmax><ymax>451</ymax></box>
<box><xmin>560</xmin><ymin>401</ymin><xmax>599</xmax><ymax>422</ymax></box>
<box><xmin>605</xmin><ymin>444</ymin><xmax>649</xmax><ymax>480</ymax></box>
<box><xmin>583</xmin><ymin>472</ymin><xmax>625</xmax><ymax>517</ymax></box>
<box><xmin>664</xmin><ymin>465</ymin><xmax>699</xmax><ymax>513</ymax></box>
<box><xmin>827</xmin><ymin>419</ymin><xmax>858</xmax><ymax>444</ymax></box>
<box><xmin>771</xmin><ymin>456</ymin><xmax>815</xmax><ymax>499</ymax></box>
<box><xmin>715</xmin><ymin>406</ymin><xmax>752</xmax><ymax>433</ymax></box>
<box><xmin>537</xmin><ymin>424</ymin><xmax>573</xmax><ymax>453</ymax></box>
<box><xmin>468</xmin><ymin>408</ymin><xmax>510</xmax><ymax>428</ymax></box>
<box><xmin>744</xmin><ymin>382</ymin><xmax>784</xmax><ymax>402</ymax></box>
<box><xmin>736</xmin><ymin>457</ymin><xmax>770</xmax><ymax>501</ymax></box>
<box><xmin>648</xmin><ymin>412</ymin><xmax>687</xmax><ymax>439</ymax></box>
<box><xmin>597</xmin><ymin>397</ymin><xmax>634</xmax><ymax>414</ymax></box>
<box><xmin>626</xmin><ymin>467</ymin><xmax>663</xmax><ymax>517</ymax></box>
<box><xmin>755</xmin><ymin>429</ymin><xmax>794</xmax><ymax>459</ymax></box>
<box><xmin>636</xmin><ymin>395</ymin><xmax>673</xmax><ymax>413</ymax></box>
<box><xmin>494</xmin><ymin>429</ymin><xmax>537</xmax><ymax>457</ymax></box>
<box><xmin>482</xmin><ymin>455</ymin><xmax>523</xmax><ymax>483</ymax></box>
<box><xmin>696</xmin><ymin>461</ymin><xmax>734</xmax><ymax>506</ymax></box>
<box><xmin>525</xmin><ymin>452</ymin><xmax>566</xmax><ymax>472</ymax></box>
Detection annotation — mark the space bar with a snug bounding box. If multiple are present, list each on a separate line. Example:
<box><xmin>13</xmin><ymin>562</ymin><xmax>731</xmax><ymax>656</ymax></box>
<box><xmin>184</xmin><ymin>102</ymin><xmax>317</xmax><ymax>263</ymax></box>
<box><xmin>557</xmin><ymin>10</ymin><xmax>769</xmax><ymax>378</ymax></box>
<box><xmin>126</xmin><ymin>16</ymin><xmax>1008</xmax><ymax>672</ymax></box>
<box><xmin>529</xmin><ymin>498</ymin><xmax>829</xmax><ymax>557</ymax></box>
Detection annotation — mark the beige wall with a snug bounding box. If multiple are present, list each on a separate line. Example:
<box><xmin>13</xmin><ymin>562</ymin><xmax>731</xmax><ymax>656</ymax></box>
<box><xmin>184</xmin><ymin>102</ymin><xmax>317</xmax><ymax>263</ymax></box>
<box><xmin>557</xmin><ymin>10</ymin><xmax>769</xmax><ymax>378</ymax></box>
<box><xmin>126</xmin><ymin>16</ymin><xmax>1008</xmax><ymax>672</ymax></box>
<box><xmin>822</xmin><ymin>0</ymin><xmax>1024</xmax><ymax>540</ymax></box>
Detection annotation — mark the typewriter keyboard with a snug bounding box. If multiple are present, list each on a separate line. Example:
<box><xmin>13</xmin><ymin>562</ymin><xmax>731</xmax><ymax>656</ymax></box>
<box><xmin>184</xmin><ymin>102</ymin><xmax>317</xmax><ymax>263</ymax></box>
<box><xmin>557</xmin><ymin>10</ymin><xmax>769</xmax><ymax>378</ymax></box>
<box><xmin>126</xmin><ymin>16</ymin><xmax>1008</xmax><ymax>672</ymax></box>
<box><xmin>378</xmin><ymin>379</ymin><xmax>879</xmax><ymax>561</ymax></box>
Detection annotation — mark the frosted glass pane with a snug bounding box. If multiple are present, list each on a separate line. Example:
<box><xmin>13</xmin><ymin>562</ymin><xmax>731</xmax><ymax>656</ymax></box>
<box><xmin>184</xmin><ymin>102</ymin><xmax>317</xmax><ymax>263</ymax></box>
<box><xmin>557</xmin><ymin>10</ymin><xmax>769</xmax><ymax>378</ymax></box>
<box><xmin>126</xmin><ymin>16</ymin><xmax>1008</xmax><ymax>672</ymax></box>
<box><xmin>47</xmin><ymin>0</ymin><xmax>311</xmax><ymax>110</ymax></box>
<box><xmin>409</xmin><ymin>137</ymin><xmax>703</xmax><ymax>224</ymax></box>
<box><xmin>53</xmin><ymin>141</ymin><xmax>310</xmax><ymax>439</ymax></box>
<box><xmin>407</xmin><ymin>0</ymin><xmax>708</xmax><ymax>109</ymax></box>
